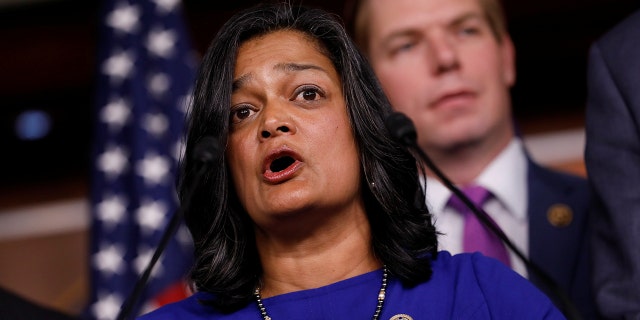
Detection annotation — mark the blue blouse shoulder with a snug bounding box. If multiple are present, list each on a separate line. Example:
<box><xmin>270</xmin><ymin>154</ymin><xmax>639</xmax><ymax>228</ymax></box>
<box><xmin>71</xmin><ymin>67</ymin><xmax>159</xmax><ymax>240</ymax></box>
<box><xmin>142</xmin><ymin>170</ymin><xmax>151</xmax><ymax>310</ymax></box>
<box><xmin>426</xmin><ymin>251</ymin><xmax>565</xmax><ymax>319</ymax></box>
<box><xmin>138</xmin><ymin>251</ymin><xmax>565</xmax><ymax>319</ymax></box>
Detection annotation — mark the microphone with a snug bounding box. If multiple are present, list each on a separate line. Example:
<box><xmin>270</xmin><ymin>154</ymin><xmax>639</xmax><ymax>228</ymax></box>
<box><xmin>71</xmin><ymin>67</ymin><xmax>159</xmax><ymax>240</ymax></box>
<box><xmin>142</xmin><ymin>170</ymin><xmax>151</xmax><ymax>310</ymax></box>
<box><xmin>384</xmin><ymin>112</ymin><xmax>582</xmax><ymax>320</ymax></box>
<box><xmin>385</xmin><ymin>112</ymin><xmax>417</xmax><ymax>147</ymax></box>
<box><xmin>116</xmin><ymin>135</ymin><xmax>222</xmax><ymax>320</ymax></box>
<box><xmin>193</xmin><ymin>136</ymin><xmax>222</xmax><ymax>164</ymax></box>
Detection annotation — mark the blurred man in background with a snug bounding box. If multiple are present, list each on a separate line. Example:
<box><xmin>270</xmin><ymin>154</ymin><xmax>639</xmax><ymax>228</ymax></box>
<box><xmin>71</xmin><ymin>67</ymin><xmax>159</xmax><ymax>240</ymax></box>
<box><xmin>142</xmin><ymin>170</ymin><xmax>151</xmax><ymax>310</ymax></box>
<box><xmin>351</xmin><ymin>0</ymin><xmax>596</xmax><ymax>318</ymax></box>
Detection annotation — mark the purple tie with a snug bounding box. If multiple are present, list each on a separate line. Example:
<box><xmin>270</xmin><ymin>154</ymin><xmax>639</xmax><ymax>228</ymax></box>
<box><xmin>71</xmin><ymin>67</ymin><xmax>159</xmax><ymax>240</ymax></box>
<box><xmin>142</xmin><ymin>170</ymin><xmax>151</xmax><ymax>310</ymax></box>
<box><xmin>447</xmin><ymin>185</ymin><xmax>511</xmax><ymax>267</ymax></box>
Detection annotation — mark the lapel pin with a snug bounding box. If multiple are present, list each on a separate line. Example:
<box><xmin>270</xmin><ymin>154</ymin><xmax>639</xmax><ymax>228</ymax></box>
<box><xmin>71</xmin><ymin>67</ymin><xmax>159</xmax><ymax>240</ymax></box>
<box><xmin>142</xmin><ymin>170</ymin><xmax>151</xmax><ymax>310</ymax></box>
<box><xmin>547</xmin><ymin>203</ymin><xmax>573</xmax><ymax>228</ymax></box>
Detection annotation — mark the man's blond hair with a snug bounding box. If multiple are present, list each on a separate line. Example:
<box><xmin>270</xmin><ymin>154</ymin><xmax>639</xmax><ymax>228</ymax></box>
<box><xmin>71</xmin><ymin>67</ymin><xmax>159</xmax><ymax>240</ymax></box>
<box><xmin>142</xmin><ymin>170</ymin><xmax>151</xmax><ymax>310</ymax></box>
<box><xmin>351</xmin><ymin>0</ymin><xmax>508</xmax><ymax>53</ymax></box>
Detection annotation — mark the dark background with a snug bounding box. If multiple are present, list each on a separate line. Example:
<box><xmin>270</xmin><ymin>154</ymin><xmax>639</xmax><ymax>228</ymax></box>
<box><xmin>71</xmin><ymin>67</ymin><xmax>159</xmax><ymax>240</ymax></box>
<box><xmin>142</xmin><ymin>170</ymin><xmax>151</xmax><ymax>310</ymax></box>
<box><xmin>0</xmin><ymin>0</ymin><xmax>638</xmax><ymax>197</ymax></box>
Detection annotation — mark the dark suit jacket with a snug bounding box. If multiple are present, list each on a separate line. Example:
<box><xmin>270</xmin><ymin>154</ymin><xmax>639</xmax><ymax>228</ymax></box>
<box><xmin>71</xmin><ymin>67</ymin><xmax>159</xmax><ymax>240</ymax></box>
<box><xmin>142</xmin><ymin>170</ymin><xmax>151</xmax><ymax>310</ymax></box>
<box><xmin>0</xmin><ymin>286</ymin><xmax>78</xmax><ymax>320</ymax></box>
<box><xmin>585</xmin><ymin>8</ymin><xmax>640</xmax><ymax>320</ymax></box>
<box><xmin>527</xmin><ymin>160</ymin><xmax>596</xmax><ymax>319</ymax></box>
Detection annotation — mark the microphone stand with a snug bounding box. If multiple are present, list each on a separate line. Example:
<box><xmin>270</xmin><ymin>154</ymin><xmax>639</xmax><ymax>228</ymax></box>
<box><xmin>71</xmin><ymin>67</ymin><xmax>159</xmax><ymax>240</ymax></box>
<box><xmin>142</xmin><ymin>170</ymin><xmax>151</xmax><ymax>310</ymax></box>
<box><xmin>385</xmin><ymin>112</ymin><xmax>582</xmax><ymax>320</ymax></box>
<box><xmin>116</xmin><ymin>136</ymin><xmax>220</xmax><ymax>320</ymax></box>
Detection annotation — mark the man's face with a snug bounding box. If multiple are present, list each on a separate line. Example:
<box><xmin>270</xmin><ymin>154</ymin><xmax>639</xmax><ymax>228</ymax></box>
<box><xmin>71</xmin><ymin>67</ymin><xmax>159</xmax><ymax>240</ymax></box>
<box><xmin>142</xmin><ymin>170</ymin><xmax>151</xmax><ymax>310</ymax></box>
<box><xmin>365</xmin><ymin>0</ymin><xmax>515</xmax><ymax>154</ymax></box>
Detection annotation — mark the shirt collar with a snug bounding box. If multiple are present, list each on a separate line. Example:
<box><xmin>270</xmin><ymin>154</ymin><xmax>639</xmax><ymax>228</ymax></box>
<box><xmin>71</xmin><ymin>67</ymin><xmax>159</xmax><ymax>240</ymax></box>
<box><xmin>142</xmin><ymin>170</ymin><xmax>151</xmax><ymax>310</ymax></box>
<box><xmin>425</xmin><ymin>138</ymin><xmax>528</xmax><ymax>220</ymax></box>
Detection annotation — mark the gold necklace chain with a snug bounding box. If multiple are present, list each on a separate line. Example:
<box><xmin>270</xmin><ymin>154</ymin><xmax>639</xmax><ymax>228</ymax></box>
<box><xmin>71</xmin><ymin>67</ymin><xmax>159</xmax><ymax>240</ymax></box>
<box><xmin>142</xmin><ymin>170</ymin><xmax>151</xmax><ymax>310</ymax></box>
<box><xmin>254</xmin><ymin>265</ymin><xmax>389</xmax><ymax>320</ymax></box>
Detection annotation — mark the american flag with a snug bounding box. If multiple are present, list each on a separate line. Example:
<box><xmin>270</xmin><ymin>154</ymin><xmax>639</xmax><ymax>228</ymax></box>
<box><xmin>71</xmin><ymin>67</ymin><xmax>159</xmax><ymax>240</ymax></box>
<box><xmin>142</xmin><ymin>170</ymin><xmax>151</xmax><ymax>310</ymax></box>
<box><xmin>87</xmin><ymin>0</ymin><xmax>196</xmax><ymax>319</ymax></box>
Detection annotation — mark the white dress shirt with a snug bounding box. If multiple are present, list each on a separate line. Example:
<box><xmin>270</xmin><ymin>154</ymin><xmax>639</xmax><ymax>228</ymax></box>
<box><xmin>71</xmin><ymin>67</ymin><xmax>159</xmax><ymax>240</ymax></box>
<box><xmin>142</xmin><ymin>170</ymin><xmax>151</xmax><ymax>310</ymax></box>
<box><xmin>425</xmin><ymin>138</ymin><xmax>530</xmax><ymax>278</ymax></box>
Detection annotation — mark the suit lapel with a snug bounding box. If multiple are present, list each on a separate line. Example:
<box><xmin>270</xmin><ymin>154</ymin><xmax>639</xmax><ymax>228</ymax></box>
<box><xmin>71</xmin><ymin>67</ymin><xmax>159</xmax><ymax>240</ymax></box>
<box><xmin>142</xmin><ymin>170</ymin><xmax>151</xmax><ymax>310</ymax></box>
<box><xmin>526</xmin><ymin>160</ymin><xmax>589</xmax><ymax>292</ymax></box>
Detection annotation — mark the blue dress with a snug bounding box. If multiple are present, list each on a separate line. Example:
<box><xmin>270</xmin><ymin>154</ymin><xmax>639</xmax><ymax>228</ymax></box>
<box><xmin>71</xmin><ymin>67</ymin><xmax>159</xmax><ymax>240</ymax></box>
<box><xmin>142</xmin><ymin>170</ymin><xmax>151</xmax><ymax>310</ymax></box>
<box><xmin>138</xmin><ymin>251</ymin><xmax>565</xmax><ymax>319</ymax></box>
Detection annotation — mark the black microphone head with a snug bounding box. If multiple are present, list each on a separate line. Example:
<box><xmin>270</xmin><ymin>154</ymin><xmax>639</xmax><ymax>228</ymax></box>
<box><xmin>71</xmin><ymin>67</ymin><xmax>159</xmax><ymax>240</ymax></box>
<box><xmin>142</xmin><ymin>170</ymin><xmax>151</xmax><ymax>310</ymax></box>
<box><xmin>385</xmin><ymin>112</ymin><xmax>417</xmax><ymax>146</ymax></box>
<box><xmin>193</xmin><ymin>136</ymin><xmax>222</xmax><ymax>164</ymax></box>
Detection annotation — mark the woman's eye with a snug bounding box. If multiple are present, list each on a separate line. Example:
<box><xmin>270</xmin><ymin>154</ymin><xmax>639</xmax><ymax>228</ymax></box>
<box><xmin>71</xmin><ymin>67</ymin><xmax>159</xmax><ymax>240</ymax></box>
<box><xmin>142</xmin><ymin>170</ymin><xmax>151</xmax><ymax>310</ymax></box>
<box><xmin>230</xmin><ymin>105</ymin><xmax>255</xmax><ymax>123</ymax></box>
<box><xmin>302</xmin><ymin>89</ymin><xmax>317</xmax><ymax>100</ymax></box>
<box><xmin>294</xmin><ymin>86</ymin><xmax>324</xmax><ymax>102</ymax></box>
<box><xmin>236</xmin><ymin>108</ymin><xmax>252</xmax><ymax>119</ymax></box>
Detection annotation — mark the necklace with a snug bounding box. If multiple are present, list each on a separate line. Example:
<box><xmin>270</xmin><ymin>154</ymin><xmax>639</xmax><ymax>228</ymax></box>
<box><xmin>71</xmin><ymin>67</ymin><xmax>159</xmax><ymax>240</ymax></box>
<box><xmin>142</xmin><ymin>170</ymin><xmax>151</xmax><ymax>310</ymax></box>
<box><xmin>254</xmin><ymin>265</ymin><xmax>389</xmax><ymax>320</ymax></box>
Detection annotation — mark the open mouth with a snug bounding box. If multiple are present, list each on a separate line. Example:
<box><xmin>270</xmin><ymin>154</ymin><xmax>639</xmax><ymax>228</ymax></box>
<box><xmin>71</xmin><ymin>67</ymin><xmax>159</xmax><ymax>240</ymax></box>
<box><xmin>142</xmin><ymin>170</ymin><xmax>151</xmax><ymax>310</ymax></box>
<box><xmin>262</xmin><ymin>147</ymin><xmax>303</xmax><ymax>183</ymax></box>
<box><xmin>270</xmin><ymin>155</ymin><xmax>295</xmax><ymax>172</ymax></box>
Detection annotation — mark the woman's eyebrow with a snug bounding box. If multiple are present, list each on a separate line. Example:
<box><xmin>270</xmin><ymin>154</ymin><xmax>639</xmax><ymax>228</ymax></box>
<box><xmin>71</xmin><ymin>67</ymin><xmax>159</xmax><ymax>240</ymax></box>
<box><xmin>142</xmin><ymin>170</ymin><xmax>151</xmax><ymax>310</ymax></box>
<box><xmin>232</xmin><ymin>62</ymin><xmax>327</xmax><ymax>92</ymax></box>
<box><xmin>274</xmin><ymin>62</ymin><xmax>326</xmax><ymax>73</ymax></box>
<box><xmin>232</xmin><ymin>73</ymin><xmax>252</xmax><ymax>92</ymax></box>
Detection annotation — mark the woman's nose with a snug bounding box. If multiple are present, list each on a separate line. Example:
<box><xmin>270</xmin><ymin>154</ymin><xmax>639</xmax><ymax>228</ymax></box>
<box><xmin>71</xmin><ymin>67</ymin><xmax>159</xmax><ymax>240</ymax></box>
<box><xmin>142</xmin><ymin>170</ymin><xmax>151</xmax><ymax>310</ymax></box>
<box><xmin>259</xmin><ymin>103</ymin><xmax>296</xmax><ymax>140</ymax></box>
<box><xmin>261</xmin><ymin>125</ymin><xmax>291</xmax><ymax>138</ymax></box>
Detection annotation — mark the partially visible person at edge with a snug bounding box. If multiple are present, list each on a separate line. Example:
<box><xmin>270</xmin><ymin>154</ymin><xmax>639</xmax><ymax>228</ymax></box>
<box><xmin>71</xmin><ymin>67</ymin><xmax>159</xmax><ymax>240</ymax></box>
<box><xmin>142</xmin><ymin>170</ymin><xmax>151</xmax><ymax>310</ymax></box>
<box><xmin>137</xmin><ymin>3</ymin><xmax>564</xmax><ymax>319</ymax></box>
<box><xmin>350</xmin><ymin>0</ymin><xmax>595</xmax><ymax>318</ymax></box>
<box><xmin>585</xmin><ymin>8</ymin><xmax>640</xmax><ymax>320</ymax></box>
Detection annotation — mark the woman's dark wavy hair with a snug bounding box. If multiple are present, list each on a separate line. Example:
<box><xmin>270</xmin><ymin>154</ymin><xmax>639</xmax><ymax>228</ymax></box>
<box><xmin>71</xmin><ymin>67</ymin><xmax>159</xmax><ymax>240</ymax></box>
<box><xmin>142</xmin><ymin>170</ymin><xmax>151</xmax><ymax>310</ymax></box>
<box><xmin>178</xmin><ymin>1</ymin><xmax>438</xmax><ymax>313</ymax></box>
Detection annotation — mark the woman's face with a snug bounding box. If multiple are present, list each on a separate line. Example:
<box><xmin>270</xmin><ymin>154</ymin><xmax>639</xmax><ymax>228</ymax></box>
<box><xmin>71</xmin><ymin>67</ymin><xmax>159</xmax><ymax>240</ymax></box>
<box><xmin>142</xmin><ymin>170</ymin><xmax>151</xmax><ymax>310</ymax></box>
<box><xmin>227</xmin><ymin>30</ymin><xmax>363</xmax><ymax>227</ymax></box>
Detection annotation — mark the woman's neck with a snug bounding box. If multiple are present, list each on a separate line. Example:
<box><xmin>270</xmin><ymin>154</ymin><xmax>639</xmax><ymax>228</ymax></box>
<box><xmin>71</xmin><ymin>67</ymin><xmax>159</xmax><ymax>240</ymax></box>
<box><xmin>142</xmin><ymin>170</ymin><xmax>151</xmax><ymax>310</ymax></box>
<box><xmin>254</xmin><ymin>206</ymin><xmax>380</xmax><ymax>298</ymax></box>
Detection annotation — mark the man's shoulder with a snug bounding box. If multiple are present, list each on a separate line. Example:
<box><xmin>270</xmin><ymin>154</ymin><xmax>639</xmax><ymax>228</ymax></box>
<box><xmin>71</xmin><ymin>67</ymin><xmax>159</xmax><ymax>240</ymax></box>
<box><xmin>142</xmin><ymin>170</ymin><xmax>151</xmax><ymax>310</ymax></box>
<box><xmin>527</xmin><ymin>159</ymin><xmax>587</xmax><ymax>188</ymax></box>
<box><xmin>526</xmin><ymin>159</ymin><xmax>591</xmax><ymax>215</ymax></box>
<box><xmin>526</xmin><ymin>159</ymin><xmax>589</xmax><ymax>206</ymax></box>
<box><xmin>593</xmin><ymin>8</ymin><xmax>640</xmax><ymax>63</ymax></box>
<box><xmin>599</xmin><ymin>9</ymin><xmax>640</xmax><ymax>47</ymax></box>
